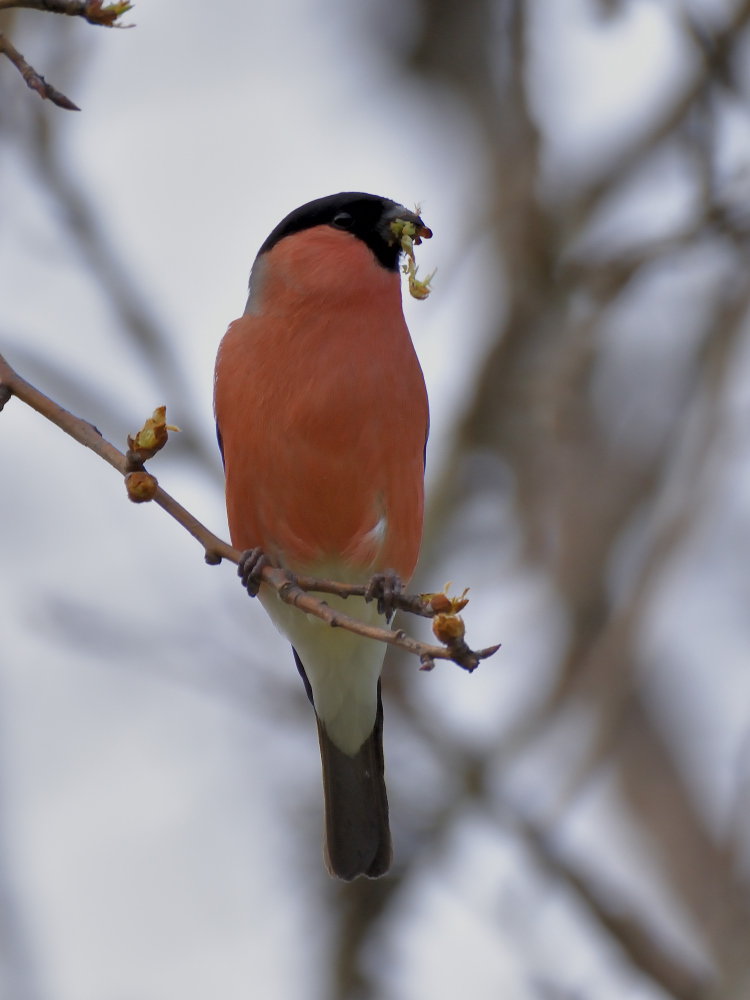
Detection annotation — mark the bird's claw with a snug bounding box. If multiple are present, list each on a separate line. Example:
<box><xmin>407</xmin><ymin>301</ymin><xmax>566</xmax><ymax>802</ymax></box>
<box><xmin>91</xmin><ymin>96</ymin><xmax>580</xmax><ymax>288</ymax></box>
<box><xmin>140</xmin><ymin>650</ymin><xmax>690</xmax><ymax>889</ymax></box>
<box><xmin>365</xmin><ymin>569</ymin><xmax>403</xmax><ymax>621</ymax></box>
<box><xmin>238</xmin><ymin>547</ymin><xmax>270</xmax><ymax>597</ymax></box>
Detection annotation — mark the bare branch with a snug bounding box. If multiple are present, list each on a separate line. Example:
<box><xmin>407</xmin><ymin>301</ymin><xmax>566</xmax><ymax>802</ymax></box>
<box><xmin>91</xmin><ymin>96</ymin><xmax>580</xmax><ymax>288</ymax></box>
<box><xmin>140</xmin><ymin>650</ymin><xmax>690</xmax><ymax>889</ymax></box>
<box><xmin>0</xmin><ymin>0</ymin><xmax>133</xmax><ymax>112</ymax></box>
<box><xmin>0</xmin><ymin>350</ymin><xmax>500</xmax><ymax>673</ymax></box>
<box><xmin>0</xmin><ymin>1</ymin><xmax>133</xmax><ymax>27</ymax></box>
<box><xmin>0</xmin><ymin>30</ymin><xmax>79</xmax><ymax>109</ymax></box>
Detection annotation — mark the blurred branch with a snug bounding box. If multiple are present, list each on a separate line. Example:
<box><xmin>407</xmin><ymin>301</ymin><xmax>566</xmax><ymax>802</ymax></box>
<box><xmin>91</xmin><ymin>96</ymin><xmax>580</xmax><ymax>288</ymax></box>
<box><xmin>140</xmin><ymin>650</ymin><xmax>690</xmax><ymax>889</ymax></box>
<box><xmin>422</xmin><ymin>0</ymin><xmax>750</xmax><ymax>565</ymax></box>
<box><xmin>616</xmin><ymin>702</ymin><xmax>750</xmax><ymax>999</ymax></box>
<box><xmin>332</xmin><ymin>876</ymin><xmax>402</xmax><ymax>1000</ymax></box>
<box><xmin>486</xmin><ymin>257</ymin><xmax>750</xmax><ymax>1000</ymax></box>
<box><xmin>0</xmin><ymin>351</ymin><xmax>501</xmax><ymax>672</ymax></box>
<box><xmin>436</xmin><ymin>714</ymin><xmax>712</xmax><ymax>999</ymax></box>
<box><xmin>354</xmin><ymin>685</ymin><xmax>711</xmax><ymax>1000</ymax></box>
<box><xmin>383</xmin><ymin>1</ymin><xmax>750</xmax><ymax>998</ymax></box>
<box><xmin>520</xmin><ymin>817</ymin><xmax>711</xmax><ymax>1000</ymax></box>
<box><xmin>519</xmin><ymin>261</ymin><xmax>750</xmax><ymax>759</ymax></box>
<box><xmin>0</xmin><ymin>343</ymin><xmax>137</xmax><ymax>436</ymax></box>
<box><xmin>568</xmin><ymin>0</ymin><xmax>750</xmax><ymax>233</ymax></box>
<box><xmin>0</xmin><ymin>812</ymin><xmax>45</xmax><ymax>1000</ymax></box>
<box><xmin>22</xmin><ymin>103</ymin><xmax>222</xmax><ymax>477</ymax></box>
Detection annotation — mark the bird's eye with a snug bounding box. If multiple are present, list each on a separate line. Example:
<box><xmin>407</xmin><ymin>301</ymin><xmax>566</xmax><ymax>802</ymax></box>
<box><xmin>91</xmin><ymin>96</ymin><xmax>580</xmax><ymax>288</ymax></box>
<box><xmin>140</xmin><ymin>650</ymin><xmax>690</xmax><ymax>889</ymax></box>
<box><xmin>332</xmin><ymin>212</ymin><xmax>354</xmax><ymax>229</ymax></box>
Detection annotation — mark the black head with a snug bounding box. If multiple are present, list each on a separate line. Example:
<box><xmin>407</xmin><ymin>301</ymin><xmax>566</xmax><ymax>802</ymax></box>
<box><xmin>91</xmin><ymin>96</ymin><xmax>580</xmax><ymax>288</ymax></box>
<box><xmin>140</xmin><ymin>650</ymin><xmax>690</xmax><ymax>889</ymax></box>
<box><xmin>257</xmin><ymin>192</ymin><xmax>427</xmax><ymax>271</ymax></box>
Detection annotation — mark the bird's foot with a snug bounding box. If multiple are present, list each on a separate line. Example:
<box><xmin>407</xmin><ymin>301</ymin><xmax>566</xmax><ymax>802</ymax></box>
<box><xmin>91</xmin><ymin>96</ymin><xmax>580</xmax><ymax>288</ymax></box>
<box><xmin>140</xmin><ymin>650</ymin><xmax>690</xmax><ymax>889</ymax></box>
<box><xmin>365</xmin><ymin>569</ymin><xmax>403</xmax><ymax>621</ymax></box>
<box><xmin>238</xmin><ymin>547</ymin><xmax>270</xmax><ymax>597</ymax></box>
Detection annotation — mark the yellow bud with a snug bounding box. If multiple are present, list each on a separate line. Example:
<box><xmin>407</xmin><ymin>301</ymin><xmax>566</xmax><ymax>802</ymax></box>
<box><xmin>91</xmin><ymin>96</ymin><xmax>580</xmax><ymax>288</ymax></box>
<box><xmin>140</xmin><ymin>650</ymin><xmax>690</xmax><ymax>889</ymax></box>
<box><xmin>125</xmin><ymin>470</ymin><xmax>158</xmax><ymax>503</ymax></box>
<box><xmin>432</xmin><ymin>613</ymin><xmax>466</xmax><ymax>644</ymax></box>
<box><xmin>85</xmin><ymin>1</ymin><xmax>134</xmax><ymax>26</ymax></box>
<box><xmin>127</xmin><ymin>406</ymin><xmax>180</xmax><ymax>461</ymax></box>
<box><xmin>420</xmin><ymin>583</ymin><xmax>470</xmax><ymax>615</ymax></box>
<box><xmin>428</xmin><ymin>593</ymin><xmax>452</xmax><ymax>613</ymax></box>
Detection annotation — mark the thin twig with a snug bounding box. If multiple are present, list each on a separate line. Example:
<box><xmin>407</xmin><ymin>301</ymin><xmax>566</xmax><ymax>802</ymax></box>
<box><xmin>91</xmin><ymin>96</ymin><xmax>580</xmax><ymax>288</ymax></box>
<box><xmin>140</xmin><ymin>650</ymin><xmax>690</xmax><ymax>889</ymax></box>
<box><xmin>290</xmin><ymin>576</ymin><xmax>435</xmax><ymax>618</ymax></box>
<box><xmin>0</xmin><ymin>31</ymin><xmax>79</xmax><ymax>109</ymax></box>
<box><xmin>0</xmin><ymin>350</ymin><xmax>500</xmax><ymax>672</ymax></box>
<box><xmin>0</xmin><ymin>0</ymin><xmax>133</xmax><ymax>26</ymax></box>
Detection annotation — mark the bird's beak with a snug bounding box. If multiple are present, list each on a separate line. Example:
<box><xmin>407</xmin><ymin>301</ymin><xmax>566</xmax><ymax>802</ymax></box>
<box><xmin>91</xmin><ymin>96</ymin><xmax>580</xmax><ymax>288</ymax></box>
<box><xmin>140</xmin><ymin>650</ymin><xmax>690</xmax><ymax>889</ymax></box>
<box><xmin>382</xmin><ymin>204</ymin><xmax>433</xmax><ymax>245</ymax></box>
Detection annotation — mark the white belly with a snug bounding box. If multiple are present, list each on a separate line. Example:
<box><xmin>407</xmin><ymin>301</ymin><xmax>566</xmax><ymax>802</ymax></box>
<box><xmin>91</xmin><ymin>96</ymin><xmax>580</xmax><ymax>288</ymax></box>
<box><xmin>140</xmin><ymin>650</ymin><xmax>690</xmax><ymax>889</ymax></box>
<box><xmin>258</xmin><ymin>566</ymin><xmax>387</xmax><ymax>756</ymax></box>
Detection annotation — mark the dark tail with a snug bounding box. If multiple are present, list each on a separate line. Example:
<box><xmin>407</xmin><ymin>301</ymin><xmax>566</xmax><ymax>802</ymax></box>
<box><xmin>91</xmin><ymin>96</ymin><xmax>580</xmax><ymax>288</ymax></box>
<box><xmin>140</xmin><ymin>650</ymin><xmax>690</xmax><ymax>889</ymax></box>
<box><xmin>294</xmin><ymin>650</ymin><xmax>392</xmax><ymax>880</ymax></box>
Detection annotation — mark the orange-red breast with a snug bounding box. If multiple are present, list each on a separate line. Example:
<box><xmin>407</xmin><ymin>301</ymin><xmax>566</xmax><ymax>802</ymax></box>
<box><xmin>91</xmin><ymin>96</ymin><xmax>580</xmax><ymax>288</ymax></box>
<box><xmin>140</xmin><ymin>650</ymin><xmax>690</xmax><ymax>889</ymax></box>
<box><xmin>214</xmin><ymin>193</ymin><xmax>430</xmax><ymax>879</ymax></box>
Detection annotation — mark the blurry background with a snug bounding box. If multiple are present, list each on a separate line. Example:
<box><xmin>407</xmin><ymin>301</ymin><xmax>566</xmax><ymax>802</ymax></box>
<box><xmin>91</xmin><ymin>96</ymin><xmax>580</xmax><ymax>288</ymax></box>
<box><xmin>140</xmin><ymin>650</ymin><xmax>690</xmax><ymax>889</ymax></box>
<box><xmin>1</xmin><ymin>0</ymin><xmax>750</xmax><ymax>997</ymax></box>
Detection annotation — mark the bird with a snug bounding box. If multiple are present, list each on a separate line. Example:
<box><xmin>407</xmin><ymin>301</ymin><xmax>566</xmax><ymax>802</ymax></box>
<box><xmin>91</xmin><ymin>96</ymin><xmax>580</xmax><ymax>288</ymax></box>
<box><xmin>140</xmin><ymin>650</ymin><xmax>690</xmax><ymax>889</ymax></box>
<box><xmin>214</xmin><ymin>192</ymin><xmax>430</xmax><ymax>880</ymax></box>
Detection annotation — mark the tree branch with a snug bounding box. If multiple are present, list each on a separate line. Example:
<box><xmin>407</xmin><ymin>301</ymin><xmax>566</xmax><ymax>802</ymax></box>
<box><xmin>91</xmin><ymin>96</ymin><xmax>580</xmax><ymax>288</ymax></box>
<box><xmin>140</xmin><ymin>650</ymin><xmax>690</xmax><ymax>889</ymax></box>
<box><xmin>0</xmin><ymin>350</ymin><xmax>500</xmax><ymax>672</ymax></box>
<box><xmin>0</xmin><ymin>1</ymin><xmax>133</xmax><ymax>26</ymax></box>
<box><xmin>0</xmin><ymin>1</ymin><xmax>133</xmax><ymax>110</ymax></box>
<box><xmin>0</xmin><ymin>30</ymin><xmax>79</xmax><ymax>109</ymax></box>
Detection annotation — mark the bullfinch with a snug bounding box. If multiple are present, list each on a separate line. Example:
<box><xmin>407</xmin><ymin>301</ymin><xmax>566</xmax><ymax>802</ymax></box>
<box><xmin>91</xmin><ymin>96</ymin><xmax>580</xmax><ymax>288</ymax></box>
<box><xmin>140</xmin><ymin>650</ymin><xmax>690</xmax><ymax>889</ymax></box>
<box><xmin>214</xmin><ymin>192</ymin><xmax>430</xmax><ymax>880</ymax></box>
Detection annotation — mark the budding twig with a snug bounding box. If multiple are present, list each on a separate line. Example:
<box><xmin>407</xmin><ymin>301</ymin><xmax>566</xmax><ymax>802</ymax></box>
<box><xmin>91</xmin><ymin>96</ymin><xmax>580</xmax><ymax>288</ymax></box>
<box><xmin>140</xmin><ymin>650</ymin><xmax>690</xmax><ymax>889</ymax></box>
<box><xmin>0</xmin><ymin>350</ymin><xmax>500</xmax><ymax>672</ymax></box>
<box><xmin>0</xmin><ymin>1</ymin><xmax>133</xmax><ymax>25</ymax></box>
<box><xmin>0</xmin><ymin>2</ymin><xmax>134</xmax><ymax>111</ymax></box>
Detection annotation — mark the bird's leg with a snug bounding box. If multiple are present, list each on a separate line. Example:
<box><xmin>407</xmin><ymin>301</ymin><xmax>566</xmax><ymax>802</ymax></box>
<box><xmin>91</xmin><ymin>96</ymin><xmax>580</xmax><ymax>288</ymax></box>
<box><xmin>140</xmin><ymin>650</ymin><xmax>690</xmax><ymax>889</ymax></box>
<box><xmin>238</xmin><ymin>547</ymin><xmax>270</xmax><ymax>597</ymax></box>
<box><xmin>365</xmin><ymin>569</ymin><xmax>403</xmax><ymax>622</ymax></box>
